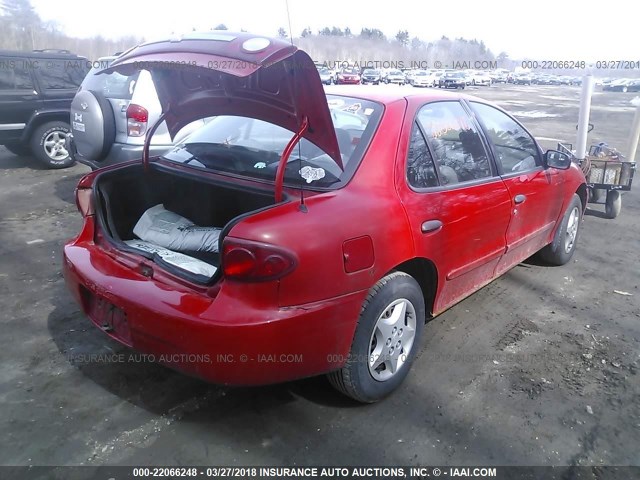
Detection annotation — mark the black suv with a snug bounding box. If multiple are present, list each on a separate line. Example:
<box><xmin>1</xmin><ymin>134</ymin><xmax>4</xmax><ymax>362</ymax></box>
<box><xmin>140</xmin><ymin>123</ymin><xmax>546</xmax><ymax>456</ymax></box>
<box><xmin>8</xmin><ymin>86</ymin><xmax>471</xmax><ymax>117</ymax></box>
<box><xmin>0</xmin><ymin>49</ymin><xmax>90</xmax><ymax>168</ymax></box>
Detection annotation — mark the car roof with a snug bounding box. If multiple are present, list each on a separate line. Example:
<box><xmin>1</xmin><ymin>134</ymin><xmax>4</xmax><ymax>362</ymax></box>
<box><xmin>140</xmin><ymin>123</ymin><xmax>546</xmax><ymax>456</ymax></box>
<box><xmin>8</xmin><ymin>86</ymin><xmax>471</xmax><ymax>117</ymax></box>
<box><xmin>0</xmin><ymin>49</ymin><xmax>86</xmax><ymax>60</ymax></box>
<box><xmin>324</xmin><ymin>85</ymin><xmax>482</xmax><ymax>105</ymax></box>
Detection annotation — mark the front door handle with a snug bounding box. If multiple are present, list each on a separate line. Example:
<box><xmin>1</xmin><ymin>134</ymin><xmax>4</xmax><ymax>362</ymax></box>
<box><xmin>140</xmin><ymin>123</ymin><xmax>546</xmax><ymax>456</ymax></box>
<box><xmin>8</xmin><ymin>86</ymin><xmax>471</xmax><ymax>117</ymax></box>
<box><xmin>514</xmin><ymin>194</ymin><xmax>526</xmax><ymax>204</ymax></box>
<box><xmin>421</xmin><ymin>220</ymin><xmax>443</xmax><ymax>233</ymax></box>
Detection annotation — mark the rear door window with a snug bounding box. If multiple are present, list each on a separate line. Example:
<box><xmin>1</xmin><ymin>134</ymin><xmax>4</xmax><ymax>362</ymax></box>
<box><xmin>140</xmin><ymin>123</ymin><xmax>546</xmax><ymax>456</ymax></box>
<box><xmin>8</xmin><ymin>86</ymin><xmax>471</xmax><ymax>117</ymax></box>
<box><xmin>406</xmin><ymin>122</ymin><xmax>439</xmax><ymax>189</ymax></box>
<box><xmin>0</xmin><ymin>57</ymin><xmax>35</xmax><ymax>91</ymax></box>
<box><xmin>416</xmin><ymin>101</ymin><xmax>492</xmax><ymax>185</ymax></box>
<box><xmin>35</xmin><ymin>59</ymin><xmax>87</xmax><ymax>90</ymax></box>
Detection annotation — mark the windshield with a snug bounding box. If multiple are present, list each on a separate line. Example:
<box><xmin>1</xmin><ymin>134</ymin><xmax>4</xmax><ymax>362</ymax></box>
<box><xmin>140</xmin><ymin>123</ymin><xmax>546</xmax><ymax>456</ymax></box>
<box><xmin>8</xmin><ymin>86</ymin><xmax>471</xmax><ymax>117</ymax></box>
<box><xmin>342</xmin><ymin>68</ymin><xmax>359</xmax><ymax>75</ymax></box>
<box><xmin>162</xmin><ymin>95</ymin><xmax>383</xmax><ymax>189</ymax></box>
<box><xmin>363</xmin><ymin>69</ymin><xmax>380</xmax><ymax>75</ymax></box>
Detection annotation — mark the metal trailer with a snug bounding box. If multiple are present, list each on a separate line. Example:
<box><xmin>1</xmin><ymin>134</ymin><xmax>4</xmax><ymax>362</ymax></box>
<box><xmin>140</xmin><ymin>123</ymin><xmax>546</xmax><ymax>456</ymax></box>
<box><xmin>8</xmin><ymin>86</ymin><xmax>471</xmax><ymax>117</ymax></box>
<box><xmin>558</xmin><ymin>142</ymin><xmax>636</xmax><ymax>219</ymax></box>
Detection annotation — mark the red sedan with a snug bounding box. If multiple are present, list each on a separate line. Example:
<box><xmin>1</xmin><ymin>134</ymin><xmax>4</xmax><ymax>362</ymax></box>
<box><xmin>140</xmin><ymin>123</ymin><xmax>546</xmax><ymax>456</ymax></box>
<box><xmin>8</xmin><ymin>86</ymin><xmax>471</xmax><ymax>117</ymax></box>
<box><xmin>336</xmin><ymin>67</ymin><xmax>361</xmax><ymax>85</ymax></box>
<box><xmin>63</xmin><ymin>33</ymin><xmax>587</xmax><ymax>403</ymax></box>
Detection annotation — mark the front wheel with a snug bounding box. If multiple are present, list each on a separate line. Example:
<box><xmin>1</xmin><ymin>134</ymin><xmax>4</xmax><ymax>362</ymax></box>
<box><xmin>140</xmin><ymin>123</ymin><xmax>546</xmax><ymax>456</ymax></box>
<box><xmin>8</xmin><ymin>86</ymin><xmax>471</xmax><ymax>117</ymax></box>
<box><xmin>538</xmin><ymin>194</ymin><xmax>582</xmax><ymax>265</ymax></box>
<box><xmin>327</xmin><ymin>272</ymin><xmax>425</xmax><ymax>403</ymax></box>
<box><xmin>30</xmin><ymin>121</ymin><xmax>74</xmax><ymax>169</ymax></box>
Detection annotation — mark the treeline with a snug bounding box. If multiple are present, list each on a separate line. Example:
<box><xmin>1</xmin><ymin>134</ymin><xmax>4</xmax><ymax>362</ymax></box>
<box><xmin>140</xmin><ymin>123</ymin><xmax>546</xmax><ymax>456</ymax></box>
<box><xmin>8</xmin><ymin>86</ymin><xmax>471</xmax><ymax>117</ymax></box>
<box><xmin>0</xmin><ymin>0</ymin><xmax>143</xmax><ymax>59</ymax></box>
<box><xmin>288</xmin><ymin>26</ymin><xmax>514</xmax><ymax>69</ymax></box>
<box><xmin>1</xmin><ymin>0</ymin><xmax>514</xmax><ymax>69</ymax></box>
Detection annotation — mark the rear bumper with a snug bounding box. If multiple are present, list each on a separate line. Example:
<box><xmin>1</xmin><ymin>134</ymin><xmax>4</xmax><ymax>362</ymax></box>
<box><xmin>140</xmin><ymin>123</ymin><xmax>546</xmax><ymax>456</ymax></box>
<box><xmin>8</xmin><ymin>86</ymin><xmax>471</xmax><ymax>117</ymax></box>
<box><xmin>62</xmin><ymin>230</ymin><xmax>364</xmax><ymax>385</ymax></box>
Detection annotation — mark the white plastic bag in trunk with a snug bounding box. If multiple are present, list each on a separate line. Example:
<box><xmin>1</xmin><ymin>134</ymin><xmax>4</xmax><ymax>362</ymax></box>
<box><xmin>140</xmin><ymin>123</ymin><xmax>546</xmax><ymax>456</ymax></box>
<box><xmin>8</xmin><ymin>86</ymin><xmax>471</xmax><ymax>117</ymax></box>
<box><xmin>133</xmin><ymin>204</ymin><xmax>221</xmax><ymax>253</ymax></box>
<box><xmin>124</xmin><ymin>240</ymin><xmax>217</xmax><ymax>279</ymax></box>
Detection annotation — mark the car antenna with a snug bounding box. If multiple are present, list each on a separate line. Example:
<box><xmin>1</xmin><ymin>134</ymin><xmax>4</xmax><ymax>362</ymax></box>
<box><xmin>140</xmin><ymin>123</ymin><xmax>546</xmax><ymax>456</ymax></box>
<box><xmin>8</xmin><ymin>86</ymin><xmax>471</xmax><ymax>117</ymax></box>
<box><xmin>285</xmin><ymin>0</ymin><xmax>307</xmax><ymax>213</ymax></box>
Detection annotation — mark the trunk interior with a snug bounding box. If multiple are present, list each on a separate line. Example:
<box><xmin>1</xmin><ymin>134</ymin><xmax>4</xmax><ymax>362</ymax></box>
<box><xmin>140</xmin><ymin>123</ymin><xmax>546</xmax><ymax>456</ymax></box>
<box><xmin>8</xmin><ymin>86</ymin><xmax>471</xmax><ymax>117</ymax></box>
<box><xmin>94</xmin><ymin>163</ymin><xmax>278</xmax><ymax>277</ymax></box>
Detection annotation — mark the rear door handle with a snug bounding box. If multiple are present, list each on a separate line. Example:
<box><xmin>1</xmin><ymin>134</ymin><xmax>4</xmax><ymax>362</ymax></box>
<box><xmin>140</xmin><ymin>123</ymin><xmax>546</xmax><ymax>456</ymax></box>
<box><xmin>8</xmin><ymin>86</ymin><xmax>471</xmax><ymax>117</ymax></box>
<box><xmin>421</xmin><ymin>220</ymin><xmax>443</xmax><ymax>233</ymax></box>
<box><xmin>514</xmin><ymin>194</ymin><xmax>526</xmax><ymax>204</ymax></box>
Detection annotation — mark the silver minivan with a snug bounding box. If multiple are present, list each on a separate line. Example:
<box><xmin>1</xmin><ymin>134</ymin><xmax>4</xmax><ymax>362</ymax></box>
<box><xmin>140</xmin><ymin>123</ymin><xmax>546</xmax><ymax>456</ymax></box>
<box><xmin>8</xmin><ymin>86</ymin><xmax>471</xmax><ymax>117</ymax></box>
<box><xmin>68</xmin><ymin>56</ymin><xmax>203</xmax><ymax>169</ymax></box>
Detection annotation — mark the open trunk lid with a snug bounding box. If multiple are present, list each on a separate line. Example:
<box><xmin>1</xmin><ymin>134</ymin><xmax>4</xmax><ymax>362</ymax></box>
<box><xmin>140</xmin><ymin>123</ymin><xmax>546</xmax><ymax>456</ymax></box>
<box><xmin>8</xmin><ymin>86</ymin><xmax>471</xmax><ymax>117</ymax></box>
<box><xmin>102</xmin><ymin>32</ymin><xmax>342</xmax><ymax>169</ymax></box>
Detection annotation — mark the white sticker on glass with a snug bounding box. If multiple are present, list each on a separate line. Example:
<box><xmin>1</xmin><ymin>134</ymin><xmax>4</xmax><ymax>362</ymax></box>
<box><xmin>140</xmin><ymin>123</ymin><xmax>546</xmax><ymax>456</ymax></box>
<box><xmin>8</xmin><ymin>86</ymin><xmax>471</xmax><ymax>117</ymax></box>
<box><xmin>299</xmin><ymin>166</ymin><xmax>326</xmax><ymax>183</ymax></box>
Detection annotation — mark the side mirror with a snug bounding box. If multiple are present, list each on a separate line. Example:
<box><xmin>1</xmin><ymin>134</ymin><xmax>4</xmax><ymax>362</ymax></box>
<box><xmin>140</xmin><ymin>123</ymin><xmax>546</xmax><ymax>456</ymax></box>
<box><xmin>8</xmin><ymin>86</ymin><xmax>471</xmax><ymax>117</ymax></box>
<box><xmin>544</xmin><ymin>150</ymin><xmax>572</xmax><ymax>170</ymax></box>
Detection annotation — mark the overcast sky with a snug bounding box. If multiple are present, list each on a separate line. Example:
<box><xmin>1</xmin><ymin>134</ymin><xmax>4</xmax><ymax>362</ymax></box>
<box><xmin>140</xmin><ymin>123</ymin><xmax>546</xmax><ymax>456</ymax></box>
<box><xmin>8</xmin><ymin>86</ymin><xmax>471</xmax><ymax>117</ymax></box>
<box><xmin>30</xmin><ymin>0</ymin><xmax>637</xmax><ymax>60</ymax></box>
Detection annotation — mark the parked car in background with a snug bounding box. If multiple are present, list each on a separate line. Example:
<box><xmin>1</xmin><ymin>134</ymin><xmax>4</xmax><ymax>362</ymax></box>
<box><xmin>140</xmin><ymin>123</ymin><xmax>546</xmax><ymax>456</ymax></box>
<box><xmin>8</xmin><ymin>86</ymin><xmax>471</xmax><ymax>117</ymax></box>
<box><xmin>384</xmin><ymin>69</ymin><xmax>406</xmax><ymax>85</ymax></box>
<box><xmin>431</xmin><ymin>70</ymin><xmax>446</xmax><ymax>86</ymax></box>
<box><xmin>439</xmin><ymin>71</ymin><xmax>467</xmax><ymax>89</ymax></box>
<box><xmin>68</xmin><ymin>56</ymin><xmax>205</xmax><ymax>169</ymax></box>
<box><xmin>490</xmin><ymin>69</ymin><xmax>509</xmax><ymax>83</ymax></box>
<box><xmin>513</xmin><ymin>73</ymin><xmax>533</xmax><ymax>85</ymax></box>
<box><xmin>63</xmin><ymin>32</ymin><xmax>588</xmax><ymax>403</ymax></box>
<box><xmin>336</xmin><ymin>67</ymin><xmax>361</xmax><ymax>85</ymax></box>
<box><xmin>403</xmin><ymin>69</ymin><xmax>418</xmax><ymax>85</ymax></box>
<box><xmin>0</xmin><ymin>49</ymin><xmax>90</xmax><ymax>168</ymax></box>
<box><xmin>317</xmin><ymin>67</ymin><xmax>334</xmax><ymax>85</ymax></box>
<box><xmin>361</xmin><ymin>69</ymin><xmax>381</xmax><ymax>85</ymax></box>
<box><xmin>468</xmin><ymin>70</ymin><xmax>492</xmax><ymax>86</ymax></box>
<box><xmin>411</xmin><ymin>70</ymin><xmax>437</xmax><ymax>87</ymax></box>
<box><xmin>604</xmin><ymin>79</ymin><xmax>639</xmax><ymax>92</ymax></box>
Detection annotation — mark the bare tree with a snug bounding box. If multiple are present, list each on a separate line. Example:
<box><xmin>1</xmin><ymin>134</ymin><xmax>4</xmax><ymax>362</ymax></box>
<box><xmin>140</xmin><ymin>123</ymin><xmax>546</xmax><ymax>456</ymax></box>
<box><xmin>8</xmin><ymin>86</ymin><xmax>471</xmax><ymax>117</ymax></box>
<box><xmin>395</xmin><ymin>30</ymin><xmax>409</xmax><ymax>47</ymax></box>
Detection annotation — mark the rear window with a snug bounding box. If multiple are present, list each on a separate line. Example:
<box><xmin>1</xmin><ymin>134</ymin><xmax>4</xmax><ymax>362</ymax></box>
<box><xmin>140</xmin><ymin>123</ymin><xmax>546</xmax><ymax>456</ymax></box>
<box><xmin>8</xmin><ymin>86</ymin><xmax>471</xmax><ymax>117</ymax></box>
<box><xmin>81</xmin><ymin>61</ymin><xmax>140</xmax><ymax>100</ymax></box>
<box><xmin>162</xmin><ymin>94</ymin><xmax>383</xmax><ymax>189</ymax></box>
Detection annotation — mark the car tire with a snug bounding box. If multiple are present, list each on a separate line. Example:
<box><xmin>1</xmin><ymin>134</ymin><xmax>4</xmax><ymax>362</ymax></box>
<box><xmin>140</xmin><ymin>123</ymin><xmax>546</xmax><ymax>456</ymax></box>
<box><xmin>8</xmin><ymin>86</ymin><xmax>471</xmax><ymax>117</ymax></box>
<box><xmin>327</xmin><ymin>271</ymin><xmax>425</xmax><ymax>403</ymax></box>
<box><xmin>538</xmin><ymin>194</ymin><xmax>582</xmax><ymax>266</ymax></box>
<box><xmin>4</xmin><ymin>142</ymin><xmax>31</xmax><ymax>156</ymax></box>
<box><xmin>30</xmin><ymin>121</ymin><xmax>75</xmax><ymax>169</ymax></box>
<box><xmin>605</xmin><ymin>190</ymin><xmax>622</xmax><ymax>219</ymax></box>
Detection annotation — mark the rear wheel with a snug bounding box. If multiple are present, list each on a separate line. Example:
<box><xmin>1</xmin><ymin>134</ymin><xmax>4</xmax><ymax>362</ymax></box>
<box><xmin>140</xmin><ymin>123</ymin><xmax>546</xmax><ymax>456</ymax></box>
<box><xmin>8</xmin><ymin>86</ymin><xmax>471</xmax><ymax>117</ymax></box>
<box><xmin>605</xmin><ymin>190</ymin><xmax>622</xmax><ymax>219</ymax></box>
<box><xmin>4</xmin><ymin>142</ymin><xmax>31</xmax><ymax>156</ymax></box>
<box><xmin>327</xmin><ymin>272</ymin><xmax>425</xmax><ymax>403</ymax></box>
<box><xmin>538</xmin><ymin>194</ymin><xmax>582</xmax><ymax>265</ymax></box>
<box><xmin>30</xmin><ymin>121</ymin><xmax>74</xmax><ymax>169</ymax></box>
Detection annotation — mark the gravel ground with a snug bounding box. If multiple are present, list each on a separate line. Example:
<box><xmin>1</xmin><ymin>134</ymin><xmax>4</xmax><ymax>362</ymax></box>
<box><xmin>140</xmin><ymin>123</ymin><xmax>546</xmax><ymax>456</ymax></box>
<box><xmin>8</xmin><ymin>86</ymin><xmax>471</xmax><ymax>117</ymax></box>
<box><xmin>0</xmin><ymin>84</ymin><xmax>638</xmax><ymax>469</ymax></box>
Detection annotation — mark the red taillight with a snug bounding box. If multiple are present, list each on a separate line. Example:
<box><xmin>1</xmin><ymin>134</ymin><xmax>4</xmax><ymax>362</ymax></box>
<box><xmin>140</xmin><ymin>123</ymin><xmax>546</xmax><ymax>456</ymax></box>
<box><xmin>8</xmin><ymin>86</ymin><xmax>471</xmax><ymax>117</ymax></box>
<box><xmin>126</xmin><ymin>103</ymin><xmax>148</xmax><ymax>137</ymax></box>
<box><xmin>75</xmin><ymin>187</ymin><xmax>94</xmax><ymax>217</ymax></box>
<box><xmin>222</xmin><ymin>238</ymin><xmax>297</xmax><ymax>282</ymax></box>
